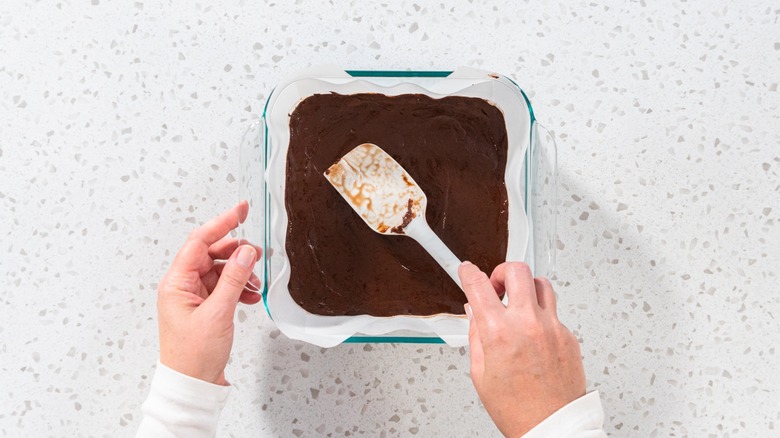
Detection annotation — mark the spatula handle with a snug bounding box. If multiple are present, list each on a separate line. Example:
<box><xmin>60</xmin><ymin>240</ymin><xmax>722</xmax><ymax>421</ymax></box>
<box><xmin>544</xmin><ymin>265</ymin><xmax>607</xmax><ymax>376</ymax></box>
<box><xmin>405</xmin><ymin>219</ymin><xmax>463</xmax><ymax>290</ymax></box>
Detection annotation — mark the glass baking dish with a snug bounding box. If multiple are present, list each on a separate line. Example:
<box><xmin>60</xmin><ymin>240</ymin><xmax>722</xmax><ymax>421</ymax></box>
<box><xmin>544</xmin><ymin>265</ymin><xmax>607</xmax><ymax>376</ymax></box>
<box><xmin>238</xmin><ymin>68</ymin><xmax>557</xmax><ymax>345</ymax></box>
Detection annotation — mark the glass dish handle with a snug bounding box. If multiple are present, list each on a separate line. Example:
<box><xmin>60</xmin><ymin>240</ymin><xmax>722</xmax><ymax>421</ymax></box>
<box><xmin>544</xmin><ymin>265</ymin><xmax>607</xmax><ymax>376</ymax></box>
<box><xmin>237</xmin><ymin>119</ymin><xmax>266</xmax><ymax>292</ymax></box>
<box><xmin>530</xmin><ymin>122</ymin><xmax>558</xmax><ymax>278</ymax></box>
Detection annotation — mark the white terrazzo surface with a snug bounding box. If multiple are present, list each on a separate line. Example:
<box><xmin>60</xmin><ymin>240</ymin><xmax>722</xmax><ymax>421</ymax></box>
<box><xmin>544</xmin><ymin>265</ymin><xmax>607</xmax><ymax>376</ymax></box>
<box><xmin>2</xmin><ymin>1</ymin><xmax>779</xmax><ymax>436</ymax></box>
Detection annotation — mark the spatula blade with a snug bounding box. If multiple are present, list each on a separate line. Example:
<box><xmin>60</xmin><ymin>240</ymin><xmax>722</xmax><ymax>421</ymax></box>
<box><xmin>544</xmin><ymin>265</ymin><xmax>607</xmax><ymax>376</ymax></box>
<box><xmin>324</xmin><ymin>143</ymin><xmax>426</xmax><ymax>235</ymax></box>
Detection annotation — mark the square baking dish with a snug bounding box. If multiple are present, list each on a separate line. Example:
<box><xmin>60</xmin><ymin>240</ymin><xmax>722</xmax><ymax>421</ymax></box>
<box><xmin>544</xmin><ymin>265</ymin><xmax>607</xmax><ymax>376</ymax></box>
<box><xmin>238</xmin><ymin>66</ymin><xmax>557</xmax><ymax>346</ymax></box>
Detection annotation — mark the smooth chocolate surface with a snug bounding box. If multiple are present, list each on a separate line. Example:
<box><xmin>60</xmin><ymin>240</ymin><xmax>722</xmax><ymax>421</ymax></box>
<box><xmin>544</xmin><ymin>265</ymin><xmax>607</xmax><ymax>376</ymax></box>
<box><xmin>285</xmin><ymin>93</ymin><xmax>508</xmax><ymax>316</ymax></box>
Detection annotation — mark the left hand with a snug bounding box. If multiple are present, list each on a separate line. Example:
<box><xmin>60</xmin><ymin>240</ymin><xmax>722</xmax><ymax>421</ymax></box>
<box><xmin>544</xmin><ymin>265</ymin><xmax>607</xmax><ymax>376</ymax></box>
<box><xmin>157</xmin><ymin>201</ymin><xmax>262</xmax><ymax>386</ymax></box>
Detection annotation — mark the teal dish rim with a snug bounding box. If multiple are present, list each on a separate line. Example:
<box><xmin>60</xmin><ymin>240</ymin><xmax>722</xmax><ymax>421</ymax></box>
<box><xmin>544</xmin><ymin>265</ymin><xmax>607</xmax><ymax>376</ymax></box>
<box><xmin>259</xmin><ymin>69</ymin><xmax>536</xmax><ymax>345</ymax></box>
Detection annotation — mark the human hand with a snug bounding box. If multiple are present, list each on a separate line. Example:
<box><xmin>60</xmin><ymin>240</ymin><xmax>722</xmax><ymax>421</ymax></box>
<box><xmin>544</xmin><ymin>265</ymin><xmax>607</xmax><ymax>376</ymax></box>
<box><xmin>157</xmin><ymin>201</ymin><xmax>262</xmax><ymax>386</ymax></box>
<box><xmin>458</xmin><ymin>261</ymin><xmax>586</xmax><ymax>437</ymax></box>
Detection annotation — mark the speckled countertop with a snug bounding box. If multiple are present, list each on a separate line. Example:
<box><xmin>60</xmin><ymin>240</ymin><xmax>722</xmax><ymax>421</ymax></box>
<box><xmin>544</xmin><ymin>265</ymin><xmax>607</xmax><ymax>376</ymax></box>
<box><xmin>1</xmin><ymin>1</ymin><xmax>778</xmax><ymax>437</ymax></box>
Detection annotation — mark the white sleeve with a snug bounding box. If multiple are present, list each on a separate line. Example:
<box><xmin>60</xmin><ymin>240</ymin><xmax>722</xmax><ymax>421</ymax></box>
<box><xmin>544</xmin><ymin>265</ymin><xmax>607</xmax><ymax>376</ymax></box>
<box><xmin>136</xmin><ymin>362</ymin><xmax>231</xmax><ymax>438</ymax></box>
<box><xmin>522</xmin><ymin>391</ymin><xmax>608</xmax><ymax>438</ymax></box>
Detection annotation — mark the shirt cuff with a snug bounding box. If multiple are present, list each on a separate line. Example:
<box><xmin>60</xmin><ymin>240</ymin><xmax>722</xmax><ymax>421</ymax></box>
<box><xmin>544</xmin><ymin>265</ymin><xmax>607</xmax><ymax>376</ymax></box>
<box><xmin>138</xmin><ymin>361</ymin><xmax>232</xmax><ymax>438</ymax></box>
<box><xmin>150</xmin><ymin>362</ymin><xmax>232</xmax><ymax>406</ymax></box>
<box><xmin>522</xmin><ymin>391</ymin><xmax>607</xmax><ymax>438</ymax></box>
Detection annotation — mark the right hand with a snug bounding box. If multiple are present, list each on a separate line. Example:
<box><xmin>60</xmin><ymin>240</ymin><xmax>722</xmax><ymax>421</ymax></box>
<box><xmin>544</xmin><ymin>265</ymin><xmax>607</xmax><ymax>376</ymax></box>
<box><xmin>458</xmin><ymin>261</ymin><xmax>586</xmax><ymax>437</ymax></box>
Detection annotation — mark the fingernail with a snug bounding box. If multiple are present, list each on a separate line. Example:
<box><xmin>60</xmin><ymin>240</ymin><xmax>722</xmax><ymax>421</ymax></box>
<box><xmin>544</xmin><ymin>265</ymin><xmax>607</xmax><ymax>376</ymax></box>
<box><xmin>236</xmin><ymin>246</ymin><xmax>256</xmax><ymax>268</ymax></box>
<box><xmin>464</xmin><ymin>303</ymin><xmax>473</xmax><ymax>320</ymax></box>
<box><xmin>238</xmin><ymin>201</ymin><xmax>249</xmax><ymax>224</ymax></box>
<box><xmin>460</xmin><ymin>261</ymin><xmax>473</xmax><ymax>267</ymax></box>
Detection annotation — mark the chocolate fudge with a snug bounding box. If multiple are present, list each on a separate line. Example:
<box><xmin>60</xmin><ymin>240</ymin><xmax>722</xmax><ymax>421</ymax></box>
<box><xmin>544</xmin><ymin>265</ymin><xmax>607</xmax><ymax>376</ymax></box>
<box><xmin>285</xmin><ymin>93</ymin><xmax>509</xmax><ymax>316</ymax></box>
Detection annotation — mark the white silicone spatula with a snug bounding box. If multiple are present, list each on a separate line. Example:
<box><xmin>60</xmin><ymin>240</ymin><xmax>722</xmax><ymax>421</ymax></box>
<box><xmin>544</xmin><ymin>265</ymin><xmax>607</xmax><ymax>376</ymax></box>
<box><xmin>324</xmin><ymin>143</ymin><xmax>463</xmax><ymax>289</ymax></box>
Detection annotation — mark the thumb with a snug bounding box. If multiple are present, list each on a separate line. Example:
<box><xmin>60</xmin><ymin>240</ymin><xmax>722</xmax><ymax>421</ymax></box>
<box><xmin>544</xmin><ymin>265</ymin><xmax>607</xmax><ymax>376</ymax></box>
<box><xmin>465</xmin><ymin>304</ymin><xmax>485</xmax><ymax>385</ymax></box>
<box><xmin>208</xmin><ymin>245</ymin><xmax>257</xmax><ymax>314</ymax></box>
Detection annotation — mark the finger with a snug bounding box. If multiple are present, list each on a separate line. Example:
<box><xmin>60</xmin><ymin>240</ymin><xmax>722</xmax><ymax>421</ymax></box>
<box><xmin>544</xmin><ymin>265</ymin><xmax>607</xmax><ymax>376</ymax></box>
<box><xmin>246</xmin><ymin>271</ymin><xmax>262</xmax><ymax>291</ymax></box>
<box><xmin>201</xmin><ymin>268</ymin><xmax>220</xmax><ymax>295</ymax></box>
<box><xmin>468</xmin><ymin>328</ymin><xmax>485</xmax><ymax>384</ymax></box>
<box><xmin>192</xmin><ymin>201</ymin><xmax>249</xmax><ymax>248</ymax></box>
<box><xmin>171</xmin><ymin>202</ymin><xmax>250</xmax><ymax>274</ymax></box>
<box><xmin>209</xmin><ymin>238</ymin><xmax>240</xmax><ymax>260</ymax></box>
<box><xmin>209</xmin><ymin>237</ymin><xmax>263</xmax><ymax>261</ymax></box>
<box><xmin>534</xmin><ymin>277</ymin><xmax>558</xmax><ymax>316</ymax></box>
<box><xmin>488</xmin><ymin>264</ymin><xmax>506</xmax><ymax>297</ymax></box>
<box><xmin>492</xmin><ymin>262</ymin><xmax>537</xmax><ymax>312</ymax></box>
<box><xmin>206</xmin><ymin>245</ymin><xmax>257</xmax><ymax>315</ymax></box>
<box><xmin>465</xmin><ymin>304</ymin><xmax>485</xmax><ymax>386</ymax></box>
<box><xmin>458</xmin><ymin>262</ymin><xmax>505</xmax><ymax>334</ymax></box>
<box><xmin>239</xmin><ymin>290</ymin><xmax>263</xmax><ymax>305</ymax></box>
<box><xmin>210</xmin><ymin>263</ymin><xmax>261</xmax><ymax>293</ymax></box>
